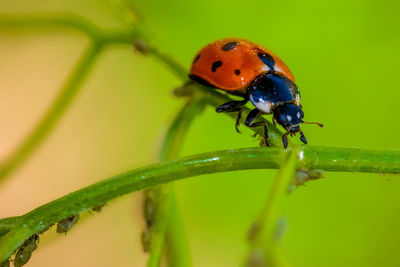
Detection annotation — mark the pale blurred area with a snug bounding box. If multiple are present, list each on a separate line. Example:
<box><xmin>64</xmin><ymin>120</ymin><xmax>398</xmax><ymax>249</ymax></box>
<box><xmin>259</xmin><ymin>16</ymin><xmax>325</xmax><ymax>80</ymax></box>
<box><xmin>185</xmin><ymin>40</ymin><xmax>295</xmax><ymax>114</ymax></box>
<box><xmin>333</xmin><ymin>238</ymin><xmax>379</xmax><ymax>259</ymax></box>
<box><xmin>1</xmin><ymin>0</ymin><xmax>400</xmax><ymax>267</ymax></box>
<box><xmin>0</xmin><ymin>1</ymin><xmax>174</xmax><ymax>266</ymax></box>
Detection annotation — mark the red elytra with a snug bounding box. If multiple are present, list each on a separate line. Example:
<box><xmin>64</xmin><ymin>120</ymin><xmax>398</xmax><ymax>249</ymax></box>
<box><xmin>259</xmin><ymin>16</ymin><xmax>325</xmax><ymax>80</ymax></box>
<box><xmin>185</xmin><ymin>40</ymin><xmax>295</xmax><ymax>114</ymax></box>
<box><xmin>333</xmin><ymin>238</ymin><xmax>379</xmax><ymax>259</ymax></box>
<box><xmin>189</xmin><ymin>38</ymin><xmax>295</xmax><ymax>91</ymax></box>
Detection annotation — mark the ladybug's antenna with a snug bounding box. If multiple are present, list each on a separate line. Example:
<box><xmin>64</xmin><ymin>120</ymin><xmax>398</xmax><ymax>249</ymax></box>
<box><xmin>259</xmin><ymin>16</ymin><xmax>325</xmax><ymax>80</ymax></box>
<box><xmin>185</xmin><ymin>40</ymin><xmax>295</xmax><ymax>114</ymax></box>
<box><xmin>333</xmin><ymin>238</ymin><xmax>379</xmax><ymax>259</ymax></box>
<box><xmin>302</xmin><ymin>121</ymin><xmax>324</xmax><ymax>127</ymax></box>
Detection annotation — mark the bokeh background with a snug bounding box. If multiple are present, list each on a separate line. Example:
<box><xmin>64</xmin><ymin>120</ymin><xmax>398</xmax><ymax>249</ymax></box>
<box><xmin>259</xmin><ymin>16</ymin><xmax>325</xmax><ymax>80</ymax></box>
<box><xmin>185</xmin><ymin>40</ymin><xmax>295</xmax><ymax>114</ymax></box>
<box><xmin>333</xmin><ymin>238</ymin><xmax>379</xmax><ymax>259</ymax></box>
<box><xmin>0</xmin><ymin>0</ymin><xmax>400</xmax><ymax>266</ymax></box>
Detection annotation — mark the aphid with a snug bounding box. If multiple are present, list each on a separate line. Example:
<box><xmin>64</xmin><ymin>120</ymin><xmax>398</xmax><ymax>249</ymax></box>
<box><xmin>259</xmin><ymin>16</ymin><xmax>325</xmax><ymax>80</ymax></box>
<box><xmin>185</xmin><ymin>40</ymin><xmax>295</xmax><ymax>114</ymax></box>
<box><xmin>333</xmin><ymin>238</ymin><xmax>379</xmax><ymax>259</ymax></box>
<box><xmin>143</xmin><ymin>196</ymin><xmax>156</xmax><ymax>227</ymax></box>
<box><xmin>56</xmin><ymin>214</ymin><xmax>80</xmax><ymax>234</ymax></box>
<box><xmin>14</xmin><ymin>234</ymin><xmax>39</xmax><ymax>267</ymax></box>
<box><xmin>143</xmin><ymin>189</ymin><xmax>161</xmax><ymax>227</ymax></box>
<box><xmin>189</xmin><ymin>38</ymin><xmax>323</xmax><ymax>148</ymax></box>
<box><xmin>141</xmin><ymin>228</ymin><xmax>152</xmax><ymax>252</ymax></box>
<box><xmin>91</xmin><ymin>204</ymin><xmax>105</xmax><ymax>213</ymax></box>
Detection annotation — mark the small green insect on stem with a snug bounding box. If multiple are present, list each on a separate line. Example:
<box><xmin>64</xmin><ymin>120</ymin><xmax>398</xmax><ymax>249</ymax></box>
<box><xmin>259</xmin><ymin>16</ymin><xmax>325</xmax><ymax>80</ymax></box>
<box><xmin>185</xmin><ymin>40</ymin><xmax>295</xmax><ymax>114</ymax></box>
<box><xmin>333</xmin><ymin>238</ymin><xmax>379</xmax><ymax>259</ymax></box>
<box><xmin>14</xmin><ymin>234</ymin><xmax>39</xmax><ymax>267</ymax></box>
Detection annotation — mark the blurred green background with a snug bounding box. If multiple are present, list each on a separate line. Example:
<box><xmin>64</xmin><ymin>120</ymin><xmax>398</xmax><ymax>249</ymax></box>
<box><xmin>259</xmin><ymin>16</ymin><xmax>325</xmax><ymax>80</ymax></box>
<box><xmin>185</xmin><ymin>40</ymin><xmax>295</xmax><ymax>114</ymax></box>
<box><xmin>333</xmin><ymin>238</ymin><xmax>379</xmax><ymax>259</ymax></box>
<box><xmin>0</xmin><ymin>0</ymin><xmax>399</xmax><ymax>266</ymax></box>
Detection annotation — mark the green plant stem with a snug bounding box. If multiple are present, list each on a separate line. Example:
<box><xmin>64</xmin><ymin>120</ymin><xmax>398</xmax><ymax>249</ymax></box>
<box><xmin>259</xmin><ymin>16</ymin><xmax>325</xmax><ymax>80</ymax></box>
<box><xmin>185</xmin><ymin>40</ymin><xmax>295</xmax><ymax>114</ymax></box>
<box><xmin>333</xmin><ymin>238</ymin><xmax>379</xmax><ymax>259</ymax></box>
<box><xmin>162</xmin><ymin>100</ymin><xmax>206</xmax><ymax>267</ymax></box>
<box><xmin>0</xmin><ymin>14</ymin><xmax>137</xmax><ymax>45</ymax></box>
<box><xmin>147</xmin><ymin>47</ymin><xmax>188</xmax><ymax>80</ymax></box>
<box><xmin>146</xmin><ymin>186</ymin><xmax>172</xmax><ymax>267</ymax></box>
<box><xmin>0</xmin><ymin>217</ymin><xmax>20</xmax><ymax>236</ymax></box>
<box><xmin>0</xmin><ymin>43</ymin><xmax>102</xmax><ymax>184</ymax></box>
<box><xmin>246</xmin><ymin>152</ymin><xmax>298</xmax><ymax>267</ymax></box>
<box><xmin>159</xmin><ymin>100</ymin><xmax>205</xmax><ymax>162</ymax></box>
<box><xmin>0</xmin><ymin>14</ymin><xmax>101</xmax><ymax>38</ymax></box>
<box><xmin>147</xmin><ymin>100</ymin><xmax>205</xmax><ymax>267</ymax></box>
<box><xmin>0</xmin><ymin>145</ymin><xmax>399</xmax><ymax>262</ymax></box>
<box><xmin>165</xmin><ymin>189</ymin><xmax>192</xmax><ymax>267</ymax></box>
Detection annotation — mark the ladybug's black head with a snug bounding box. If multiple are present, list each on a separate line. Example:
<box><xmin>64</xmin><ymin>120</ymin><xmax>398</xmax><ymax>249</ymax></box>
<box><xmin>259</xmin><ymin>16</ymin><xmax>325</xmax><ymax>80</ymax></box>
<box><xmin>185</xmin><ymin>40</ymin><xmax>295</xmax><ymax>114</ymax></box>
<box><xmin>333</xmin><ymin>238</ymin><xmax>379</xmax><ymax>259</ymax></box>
<box><xmin>273</xmin><ymin>103</ymin><xmax>307</xmax><ymax>148</ymax></box>
<box><xmin>273</xmin><ymin>103</ymin><xmax>324</xmax><ymax>148</ymax></box>
<box><xmin>273</xmin><ymin>103</ymin><xmax>303</xmax><ymax>129</ymax></box>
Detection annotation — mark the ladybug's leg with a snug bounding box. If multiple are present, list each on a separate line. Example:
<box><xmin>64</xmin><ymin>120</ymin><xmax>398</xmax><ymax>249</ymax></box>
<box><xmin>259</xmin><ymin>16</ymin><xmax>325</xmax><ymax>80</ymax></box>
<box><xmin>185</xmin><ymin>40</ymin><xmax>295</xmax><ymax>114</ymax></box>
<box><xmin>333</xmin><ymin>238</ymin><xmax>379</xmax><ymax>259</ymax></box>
<box><xmin>299</xmin><ymin>130</ymin><xmax>307</xmax><ymax>144</ymax></box>
<box><xmin>235</xmin><ymin>109</ymin><xmax>242</xmax><ymax>133</ymax></box>
<box><xmin>215</xmin><ymin>100</ymin><xmax>247</xmax><ymax>113</ymax></box>
<box><xmin>216</xmin><ymin>100</ymin><xmax>247</xmax><ymax>133</ymax></box>
<box><xmin>244</xmin><ymin>109</ymin><xmax>271</xmax><ymax>147</ymax></box>
<box><xmin>282</xmin><ymin>132</ymin><xmax>289</xmax><ymax>149</ymax></box>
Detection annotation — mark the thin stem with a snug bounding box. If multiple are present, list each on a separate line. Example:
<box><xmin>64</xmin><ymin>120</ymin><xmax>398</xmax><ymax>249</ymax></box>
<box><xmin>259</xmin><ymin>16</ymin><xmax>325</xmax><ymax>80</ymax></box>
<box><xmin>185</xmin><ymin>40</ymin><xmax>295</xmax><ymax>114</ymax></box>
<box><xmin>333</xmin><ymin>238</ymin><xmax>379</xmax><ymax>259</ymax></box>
<box><xmin>146</xmin><ymin>186</ymin><xmax>172</xmax><ymax>267</ymax></box>
<box><xmin>159</xmin><ymin>100</ymin><xmax>205</xmax><ymax>161</ymax></box>
<box><xmin>246</xmin><ymin>152</ymin><xmax>298</xmax><ymax>267</ymax></box>
<box><xmin>0</xmin><ymin>14</ymin><xmax>137</xmax><ymax>44</ymax></box>
<box><xmin>147</xmin><ymin>100</ymin><xmax>204</xmax><ymax>267</ymax></box>
<box><xmin>0</xmin><ymin>145</ymin><xmax>399</xmax><ymax>262</ymax></box>
<box><xmin>165</xmin><ymin>189</ymin><xmax>192</xmax><ymax>267</ymax></box>
<box><xmin>162</xmin><ymin>101</ymin><xmax>206</xmax><ymax>267</ymax></box>
<box><xmin>0</xmin><ymin>43</ymin><xmax>102</xmax><ymax>184</ymax></box>
<box><xmin>0</xmin><ymin>14</ymin><xmax>102</xmax><ymax>39</ymax></box>
<box><xmin>0</xmin><ymin>217</ymin><xmax>20</xmax><ymax>236</ymax></box>
<box><xmin>147</xmin><ymin>47</ymin><xmax>188</xmax><ymax>80</ymax></box>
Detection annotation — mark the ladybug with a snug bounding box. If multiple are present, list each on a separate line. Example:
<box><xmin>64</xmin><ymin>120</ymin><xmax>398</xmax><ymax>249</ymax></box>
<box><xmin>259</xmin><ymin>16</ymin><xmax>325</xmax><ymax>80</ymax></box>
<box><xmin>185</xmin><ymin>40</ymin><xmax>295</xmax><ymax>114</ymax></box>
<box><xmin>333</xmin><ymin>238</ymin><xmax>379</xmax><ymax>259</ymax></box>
<box><xmin>189</xmin><ymin>38</ymin><xmax>323</xmax><ymax>148</ymax></box>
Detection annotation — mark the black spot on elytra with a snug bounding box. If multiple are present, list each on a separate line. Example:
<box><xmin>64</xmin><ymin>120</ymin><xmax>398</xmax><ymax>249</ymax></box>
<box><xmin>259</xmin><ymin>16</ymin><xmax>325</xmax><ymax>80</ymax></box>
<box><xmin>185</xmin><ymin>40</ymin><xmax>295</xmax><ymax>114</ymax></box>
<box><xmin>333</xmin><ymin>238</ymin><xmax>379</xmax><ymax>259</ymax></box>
<box><xmin>258</xmin><ymin>52</ymin><xmax>275</xmax><ymax>71</ymax></box>
<box><xmin>234</xmin><ymin>69</ymin><xmax>241</xmax><ymax>76</ymax></box>
<box><xmin>221</xmin><ymin>41</ymin><xmax>239</xmax><ymax>51</ymax></box>
<box><xmin>192</xmin><ymin>54</ymin><xmax>200</xmax><ymax>64</ymax></box>
<box><xmin>211</xmin><ymin>61</ymin><xmax>223</xmax><ymax>72</ymax></box>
